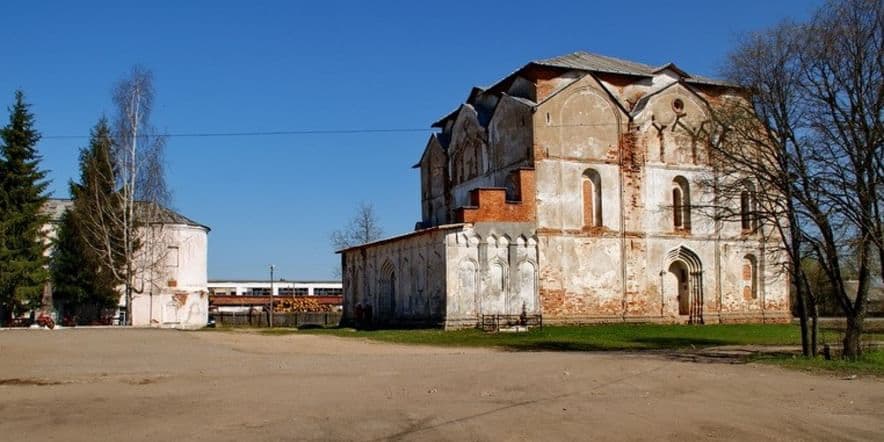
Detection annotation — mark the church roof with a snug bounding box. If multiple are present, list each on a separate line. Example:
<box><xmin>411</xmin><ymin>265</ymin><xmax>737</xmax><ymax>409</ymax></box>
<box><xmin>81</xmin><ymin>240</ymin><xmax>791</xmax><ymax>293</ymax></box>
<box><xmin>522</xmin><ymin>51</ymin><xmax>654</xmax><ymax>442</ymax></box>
<box><xmin>137</xmin><ymin>201</ymin><xmax>211</xmax><ymax>231</ymax></box>
<box><xmin>532</xmin><ymin>51</ymin><xmax>734</xmax><ymax>87</ymax></box>
<box><xmin>533</xmin><ymin>51</ymin><xmax>658</xmax><ymax>77</ymax></box>
<box><xmin>43</xmin><ymin>198</ymin><xmax>210</xmax><ymax>231</ymax></box>
<box><xmin>335</xmin><ymin>223</ymin><xmax>466</xmax><ymax>254</ymax></box>
<box><xmin>430</xmin><ymin>51</ymin><xmax>735</xmax><ymax>128</ymax></box>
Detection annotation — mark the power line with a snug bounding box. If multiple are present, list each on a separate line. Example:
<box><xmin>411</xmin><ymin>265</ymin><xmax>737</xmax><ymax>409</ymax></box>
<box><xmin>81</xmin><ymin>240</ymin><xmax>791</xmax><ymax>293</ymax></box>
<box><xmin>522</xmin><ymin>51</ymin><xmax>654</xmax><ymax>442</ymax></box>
<box><xmin>42</xmin><ymin>127</ymin><xmax>434</xmax><ymax>140</ymax></box>
<box><xmin>40</xmin><ymin>122</ymin><xmax>625</xmax><ymax>140</ymax></box>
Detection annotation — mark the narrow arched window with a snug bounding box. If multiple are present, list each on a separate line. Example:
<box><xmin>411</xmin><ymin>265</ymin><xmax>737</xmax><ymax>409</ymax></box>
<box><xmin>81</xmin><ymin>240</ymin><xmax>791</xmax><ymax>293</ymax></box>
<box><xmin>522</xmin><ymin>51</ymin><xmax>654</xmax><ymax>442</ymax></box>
<box><xmin>582</xmin><ymin>169</ymin><xmax>602</xmax><ymax>228</ymax></box>
<box><xmin>673</xmin><ymin>187</ymin><xmax>683</xmax><ymax>228</ymax></box>
<box><xmin>672</xmin><ymin>176</ymin><xmax>691</xmax><ymax>231</ymax></box>
<box><xmin>490</xmin><ymin>262</ymin><xmax>505</xmax><ymax>295</ymax></box>
<box><xmin>740</xmin><ymin>181</ymin><xmax>756</xmax><ymax>233</ymax></box>
<box><xmin>743</xmin><ymin>255</ymin><xmax>758</xmax><ymax>300</ymax></box>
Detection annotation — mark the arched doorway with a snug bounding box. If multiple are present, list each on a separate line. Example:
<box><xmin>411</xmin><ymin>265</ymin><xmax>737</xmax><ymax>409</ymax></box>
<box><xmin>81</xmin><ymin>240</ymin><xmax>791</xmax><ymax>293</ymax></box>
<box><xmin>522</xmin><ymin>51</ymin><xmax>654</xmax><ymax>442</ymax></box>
<box><xmin>663</xmin><ymin>246</ymin><xmax>704</xmax><ymax>324</ymax></box>
<box><xmin>668</xmin><ymin>261</ymin><xmax>691</xmax><ymax>315</ymax></box>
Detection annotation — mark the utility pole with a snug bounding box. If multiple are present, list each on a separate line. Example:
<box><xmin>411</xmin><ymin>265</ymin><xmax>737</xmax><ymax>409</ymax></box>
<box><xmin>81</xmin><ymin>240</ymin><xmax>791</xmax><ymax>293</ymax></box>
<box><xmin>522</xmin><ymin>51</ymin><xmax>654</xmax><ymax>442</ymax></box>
<box><xmin>269</xmin><ymin>264</ymin><xmax>275</xmax><ymax>328</ymax></box>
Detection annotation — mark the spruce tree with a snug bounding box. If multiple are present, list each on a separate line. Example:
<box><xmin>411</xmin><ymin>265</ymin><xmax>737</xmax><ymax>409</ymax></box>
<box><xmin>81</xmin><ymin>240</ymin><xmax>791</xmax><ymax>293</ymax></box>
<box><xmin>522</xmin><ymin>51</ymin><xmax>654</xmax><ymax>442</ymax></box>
<box><xmin>66</xmin><ymin>117</ymin><xmax>126</xmax><ymax>319</ymax></box>
<box><xmin>51</xmin><ymin>209</ymin><xmax>118</xmax><ymax>324</ymax></box>
<box><xmin>0</xmin><ymin>91</ymin><xmax>50</xmax><ymax>322</ymax></box>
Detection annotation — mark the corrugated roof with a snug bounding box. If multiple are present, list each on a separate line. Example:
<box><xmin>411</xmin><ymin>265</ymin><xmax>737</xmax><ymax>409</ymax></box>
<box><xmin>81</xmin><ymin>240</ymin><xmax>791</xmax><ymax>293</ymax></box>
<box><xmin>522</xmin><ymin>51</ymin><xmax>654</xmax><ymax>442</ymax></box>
<box><xmin>335</xmin><ymin>223</ymin><xmax>467</xmax><ymax>254</ymax></box>
<box><xmin>430</xmin><ymin>51</ymin><xmax>736</xmax><ymax>129</ymax></box>
<box><xmin>533</xmin><ymin>51</ymin><xmax>658</xmax><ymax>77</ymax></box>
<box><xmin>136</xmin><ymin>201</ymin><xmax>211</xmax><ymax>231</ymax></box>
<box><xmin>42</xmin><ymin>198</ymin><xmax>210</xmax><ymax>231</ymax></box>
<box><xmin>684</xmin><ymin>75</ymin><xmax>735</xmax><ymax>87</ymax></box>
<box><xmin>533</xmin><ymin>51</ymin><xmax>736</xmax><ymax>87</ymax></box>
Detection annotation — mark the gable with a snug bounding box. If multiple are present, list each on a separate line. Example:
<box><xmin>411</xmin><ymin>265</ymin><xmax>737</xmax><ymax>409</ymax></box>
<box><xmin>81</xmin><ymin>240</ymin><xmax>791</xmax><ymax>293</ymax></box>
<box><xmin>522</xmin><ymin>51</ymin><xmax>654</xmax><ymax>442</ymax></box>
<box><xmin>414</xmin><ymin>134</ymin><xmax>445</xmax><ymax>169</ymax></box>
<box><xmin>632</xmin><ymin>81</ymin><xmax>711</xmax><ymax>125</ymax></box>
<box><xmin>534</xmin><ymin>73</ymin><xmax>626</xmax><ymax>160</ymax></box>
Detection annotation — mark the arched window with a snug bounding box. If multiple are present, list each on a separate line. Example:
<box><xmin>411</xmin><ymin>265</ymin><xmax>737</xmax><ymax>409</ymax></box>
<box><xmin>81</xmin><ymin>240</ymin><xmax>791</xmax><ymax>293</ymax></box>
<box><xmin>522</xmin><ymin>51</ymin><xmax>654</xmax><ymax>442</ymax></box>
<box><xmin>451</xmin><ymin>150</ymin><xmax>464</xmax><ymax>184</ymax></box>
<box><xmin>518</xmin><ymin>261</ymin><xmax>537</xmax><ymax>313</ymax></box>
<box><xmin>380</xmin><ymin>261</ymin><xmax>397</xmax><ymax>318</ymax></box>
<box><xmin>490</xmin><ymin>261</ymin><xmax>506</xmax><ymax>295</ymax></box>
<box><xmin>740</xmin><ymin>181</ymin><xmax>757</xmax><ymax>232</ymax></box>
<box><xmin>672</xmin><ymin>187</ymin><xmax>683</xmax><ymax>228</ymax></box>
<box><xmin>742</xmin><ymin>255</ymin><xmax>758</xmax><ymax>300</ymax></box>
<box><xmin>456</xmin><ymin>260</ymin><xmax>478</xmax><ymax>315</ymax></box>
<box><xmin>464</xmin><ymin>143</ymin><xmax>478</xmax><ymax>180</ymax></box>
<box><xmin>582</xmin><ymin>169</ymin><xmax>602</xmax><ymax>228</ymax></box>
<box><xmin>672</xmin><ymin>176</ymin><xmax>691</xmax><ymax>230</ymax></box>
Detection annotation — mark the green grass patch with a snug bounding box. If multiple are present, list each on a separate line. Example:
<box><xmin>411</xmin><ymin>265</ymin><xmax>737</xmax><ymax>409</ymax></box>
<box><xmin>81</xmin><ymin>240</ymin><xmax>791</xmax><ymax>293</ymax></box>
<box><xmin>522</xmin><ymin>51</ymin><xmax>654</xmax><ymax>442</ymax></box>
<box><xmin>755</xmin><ymin>350</ymin><xmax>884</xmax><ymax>376</ymax></box>
<box><xmin>294</xmin><ymin>323</ymin><xmax>879</xmax><ymax>352</ymax></box>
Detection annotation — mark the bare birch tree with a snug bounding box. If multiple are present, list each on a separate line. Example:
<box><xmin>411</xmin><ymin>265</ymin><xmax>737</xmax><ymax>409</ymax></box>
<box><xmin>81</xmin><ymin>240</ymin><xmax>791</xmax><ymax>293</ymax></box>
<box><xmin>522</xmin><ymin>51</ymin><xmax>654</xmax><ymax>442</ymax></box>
<box><xmin>112</xmin><ymin>66</ymin><xmax>173</xmax><ymax>324</ymax></box>
<box><xmin>74</xmin><ymin>67</ymin><xmax>171</xmax><ymax>325</ymax></box>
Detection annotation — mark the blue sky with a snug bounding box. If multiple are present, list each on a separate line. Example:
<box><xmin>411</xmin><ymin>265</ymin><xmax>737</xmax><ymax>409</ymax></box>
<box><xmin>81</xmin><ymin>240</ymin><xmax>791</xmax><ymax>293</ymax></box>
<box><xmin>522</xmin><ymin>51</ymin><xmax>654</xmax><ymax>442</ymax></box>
<box><xmin>2</xmin><ymin>0</ymin><xmax>820</xmax><ymax>280</ymax></box>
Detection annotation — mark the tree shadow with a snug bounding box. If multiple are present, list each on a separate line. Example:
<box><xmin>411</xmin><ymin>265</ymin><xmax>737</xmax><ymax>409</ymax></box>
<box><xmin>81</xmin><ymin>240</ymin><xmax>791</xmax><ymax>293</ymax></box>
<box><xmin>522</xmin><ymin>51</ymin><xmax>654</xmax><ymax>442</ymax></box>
<box><xmin>497</xmin><ymin>336</ymin><xmax>730</xmax><ymax>353</ymax></box>
<box><xmin>629</xmin><ymin>336</ymin><xmax>727</xmax><ymax>348</ymax></box>
<box><xmin>499</xmin><ymin>341</ymin><xmax>612</xmax><ymax>352</ymax></box>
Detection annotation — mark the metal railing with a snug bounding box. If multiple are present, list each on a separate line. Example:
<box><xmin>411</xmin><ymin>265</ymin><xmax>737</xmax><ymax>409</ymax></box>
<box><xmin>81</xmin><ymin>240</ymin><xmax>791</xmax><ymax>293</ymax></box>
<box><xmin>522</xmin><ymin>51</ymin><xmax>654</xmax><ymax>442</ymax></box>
<box><xmin>480</xmin><ymin>314</ymin><xmax>542</xmax><ymax>332</ymax></box>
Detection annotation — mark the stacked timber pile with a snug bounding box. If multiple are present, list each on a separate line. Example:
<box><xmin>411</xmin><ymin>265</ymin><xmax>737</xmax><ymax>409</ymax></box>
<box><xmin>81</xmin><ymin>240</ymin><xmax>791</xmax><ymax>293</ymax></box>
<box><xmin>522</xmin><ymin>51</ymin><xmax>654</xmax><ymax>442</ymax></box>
<box><xmin>274</xmin><ymin>297</ymin><xmax>333</xmax><ymax>313</ymax></box>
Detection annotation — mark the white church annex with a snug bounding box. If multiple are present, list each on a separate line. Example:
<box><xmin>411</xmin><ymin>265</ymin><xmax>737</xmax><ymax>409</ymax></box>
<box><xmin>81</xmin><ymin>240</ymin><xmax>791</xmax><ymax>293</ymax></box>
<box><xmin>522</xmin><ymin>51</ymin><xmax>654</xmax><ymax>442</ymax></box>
<box><xmin>43</xmin><ymin>198</ymin><xmax>210</xmax><ymax>329</ymax></box>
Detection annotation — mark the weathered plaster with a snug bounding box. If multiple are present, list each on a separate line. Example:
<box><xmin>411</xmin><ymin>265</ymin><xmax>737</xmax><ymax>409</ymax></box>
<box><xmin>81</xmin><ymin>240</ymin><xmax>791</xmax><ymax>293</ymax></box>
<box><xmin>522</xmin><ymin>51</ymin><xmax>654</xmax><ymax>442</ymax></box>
<box><xmin>344</xmin><ymin>53</ymin><xmax>791</xmax><ymax>329</ymax></box>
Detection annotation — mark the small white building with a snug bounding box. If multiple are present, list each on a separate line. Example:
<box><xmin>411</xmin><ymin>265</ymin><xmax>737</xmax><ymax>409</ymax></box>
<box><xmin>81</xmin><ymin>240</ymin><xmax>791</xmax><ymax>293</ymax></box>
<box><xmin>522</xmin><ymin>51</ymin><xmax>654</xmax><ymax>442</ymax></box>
<box><xmin>43</xmin><ymin>199</ymin><xmax>211</xmax><ymax>329</ymax></box>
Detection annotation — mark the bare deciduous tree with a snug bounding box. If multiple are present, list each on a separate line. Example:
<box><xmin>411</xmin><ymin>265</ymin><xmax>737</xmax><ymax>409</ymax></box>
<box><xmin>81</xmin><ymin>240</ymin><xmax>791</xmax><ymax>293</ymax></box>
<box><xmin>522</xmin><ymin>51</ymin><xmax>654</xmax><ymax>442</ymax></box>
<box><xmin>330</xmin><ymin>203</ymin><xmax>384</xmax><ymax>277</ymax></box>
<box><xmin>331</xmin><ymin>203</ymin><xmax>385</xmax><ymax>250</ymax></box>
<box><xmin>113</xmin><ymin>66</ymin><xmax>173</xmax><ymax>324</ymax></box>
<box><xmin>76</xmin><ymin>66</ymin><xmax>172</xmax><ymax>324</ymax></box>
<box><xmin>697</xmin><ymin>20</ymin><xmax>820</xmax><ymax>356</ymax></box>
<box><xmin>797</xmin><ymin>0</ymin><xmax>883</xmax><ymax>359</ymax></box>
<box><xmin>707</xmin><ymin>0</ymin><xmax>882</xmax><ymax>359</ymax></box>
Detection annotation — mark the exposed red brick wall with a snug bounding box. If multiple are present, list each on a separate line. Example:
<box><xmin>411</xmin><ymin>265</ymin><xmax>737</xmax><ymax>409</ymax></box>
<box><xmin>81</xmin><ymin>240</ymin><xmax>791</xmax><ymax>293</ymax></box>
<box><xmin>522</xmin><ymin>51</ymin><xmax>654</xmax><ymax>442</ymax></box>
<box><xmin>456</xmin><ymin>169</ymin><xmax>536</xmax><ymax>223</ymax></box>
<box><xmin>525</xmin><ymin>66</ymin><xmax>565</xmax><ymax>102</ymax></box>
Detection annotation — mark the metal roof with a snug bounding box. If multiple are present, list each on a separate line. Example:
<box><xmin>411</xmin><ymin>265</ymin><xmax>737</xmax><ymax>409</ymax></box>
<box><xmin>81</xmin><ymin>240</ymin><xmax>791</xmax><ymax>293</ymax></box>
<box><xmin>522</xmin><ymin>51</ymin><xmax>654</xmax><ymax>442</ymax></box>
<box><xmin>429</xmin><ymin>51</ymin><xmax>736</xmax><ymax>130</ymax></box>
<box><xmin>136</xmin><ymin>201</ymin><xmax>211</xmax><ymax>231</ymax></box>
<box><xmin>533</xmin><ymin>51</ymin><xmax>658</xmax><ymax>77</ymax></box>
<box><xmin>42</xmin><ymin>198</ymin><xmax>210</xmax><ymax>231</ymax></box>
<box><xmin>335</xmin><ymin>223</ymin><xmax>467</xmax><ymax>254</ymax></box>
<box><xmin>533</xmin><ymin>51</ymin><xmax>735</xmax><ymax>87</ymax></box>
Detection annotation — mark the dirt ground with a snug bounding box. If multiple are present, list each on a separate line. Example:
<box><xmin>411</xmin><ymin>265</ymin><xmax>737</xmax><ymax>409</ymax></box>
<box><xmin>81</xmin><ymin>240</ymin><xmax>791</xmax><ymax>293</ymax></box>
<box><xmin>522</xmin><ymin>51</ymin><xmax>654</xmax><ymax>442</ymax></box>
<box><xmin>1</xmin><ymin>329</ymin><xmax>882</xmax><ymax>441</ymax></box>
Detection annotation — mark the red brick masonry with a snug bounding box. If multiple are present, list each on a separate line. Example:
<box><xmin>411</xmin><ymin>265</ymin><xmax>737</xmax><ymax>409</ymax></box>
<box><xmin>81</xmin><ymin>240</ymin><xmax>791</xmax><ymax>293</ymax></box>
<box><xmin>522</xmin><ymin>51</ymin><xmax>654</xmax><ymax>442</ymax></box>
<box><xmin>456</xmin><ymin>168</ymin><xmax>536</xmax><ymax>223</ymax></box>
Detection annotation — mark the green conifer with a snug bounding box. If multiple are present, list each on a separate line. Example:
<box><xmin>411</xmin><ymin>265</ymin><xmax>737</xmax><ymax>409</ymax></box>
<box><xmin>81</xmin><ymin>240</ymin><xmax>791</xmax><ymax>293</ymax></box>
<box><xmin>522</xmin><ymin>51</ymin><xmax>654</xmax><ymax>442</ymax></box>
<box><xmin>0</xmin><ymin>91</ymin><xmax>50</xmax><ymax>322</ymax></box>
<box><xmin>58</xmin><ymin>118</ymin><xmax>126</xmax><ymax>322</ymax></box>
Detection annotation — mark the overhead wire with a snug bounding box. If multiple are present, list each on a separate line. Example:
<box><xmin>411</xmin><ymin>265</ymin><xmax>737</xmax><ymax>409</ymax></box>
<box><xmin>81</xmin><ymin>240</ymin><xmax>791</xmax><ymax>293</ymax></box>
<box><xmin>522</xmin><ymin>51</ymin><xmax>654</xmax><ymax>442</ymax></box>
<box><xmin>39</xmin><ymin>122</ymin><xmax>624</xmax><ymax>140</ymax></box>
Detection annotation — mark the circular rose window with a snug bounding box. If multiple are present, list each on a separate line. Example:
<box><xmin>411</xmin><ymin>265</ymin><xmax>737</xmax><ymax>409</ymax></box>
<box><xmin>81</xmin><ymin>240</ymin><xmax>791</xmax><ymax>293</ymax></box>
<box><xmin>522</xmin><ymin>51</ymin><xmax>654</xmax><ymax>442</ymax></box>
<box><xmin>672</xmin><ymin>98</ymin><xmax>685</xmax><ymax>113</ymax></box>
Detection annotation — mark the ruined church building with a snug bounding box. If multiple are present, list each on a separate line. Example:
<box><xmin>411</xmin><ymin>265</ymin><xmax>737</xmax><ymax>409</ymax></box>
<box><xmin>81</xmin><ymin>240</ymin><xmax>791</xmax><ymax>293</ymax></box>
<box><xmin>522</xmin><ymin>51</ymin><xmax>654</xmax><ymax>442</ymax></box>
<box><xmin>340</xmin><ymin>52</ymin><xmax>790</xmax><ymax>329</ymax></box>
